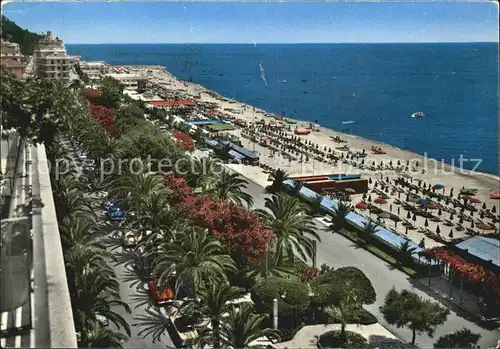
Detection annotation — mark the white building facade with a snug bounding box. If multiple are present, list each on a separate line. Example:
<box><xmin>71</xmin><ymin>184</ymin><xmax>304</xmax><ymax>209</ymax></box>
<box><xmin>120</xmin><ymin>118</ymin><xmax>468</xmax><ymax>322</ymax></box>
<box><xmin>79</xmin><ymin>61</ymin><xmax>111</xmax><ymax>79</ymax></box>
<box><xmin>33</xmin><ymin>31</ymin><xmax>79</xmax><ymax>82</ymax></box>
<box><xmin>105</xmin><ymin>73</ymin><xmax>148</xmax><ymax>92</ymax></box>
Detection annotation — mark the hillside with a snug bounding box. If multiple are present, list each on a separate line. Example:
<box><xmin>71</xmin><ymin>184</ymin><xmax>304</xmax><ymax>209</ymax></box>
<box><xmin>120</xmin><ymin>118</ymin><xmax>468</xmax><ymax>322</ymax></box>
<box><xmin>1</xmin><ymin>16</ymin><xmax>43</xmax><ymax>55</ymax></box>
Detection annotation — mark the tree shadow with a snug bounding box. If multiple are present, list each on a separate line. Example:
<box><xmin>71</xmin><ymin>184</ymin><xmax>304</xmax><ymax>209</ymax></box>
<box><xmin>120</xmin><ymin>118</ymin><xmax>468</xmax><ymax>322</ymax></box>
<box><xmin>367</xmin><ymin>334</ymin><xmax>417</xmax><ymax>349</ymax></box>
<box><xmin>409</xmin><ymin>278</ymin><xmax>499</xmax><ymax>330</ymax></box>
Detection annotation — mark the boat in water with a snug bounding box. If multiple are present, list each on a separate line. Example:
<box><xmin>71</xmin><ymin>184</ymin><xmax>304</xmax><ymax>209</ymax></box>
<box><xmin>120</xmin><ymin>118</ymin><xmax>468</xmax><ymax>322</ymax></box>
<box><xmin>342</xmin><ymin>120</ymin><xmax>355</xmax><ymax>125</ymax></box>
<box><xmin>411</xmin><ymin>112</ymin><xmax>425</xmax><ymax>118</ymax></box>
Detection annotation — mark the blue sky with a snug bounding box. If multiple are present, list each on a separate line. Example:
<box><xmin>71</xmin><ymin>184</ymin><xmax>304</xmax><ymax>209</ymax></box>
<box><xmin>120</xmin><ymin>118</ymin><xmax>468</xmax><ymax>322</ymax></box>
<box><xmin>3</xmin><ymin>1</ymin><xmax>498</xmax><ymax>44</ymax></box>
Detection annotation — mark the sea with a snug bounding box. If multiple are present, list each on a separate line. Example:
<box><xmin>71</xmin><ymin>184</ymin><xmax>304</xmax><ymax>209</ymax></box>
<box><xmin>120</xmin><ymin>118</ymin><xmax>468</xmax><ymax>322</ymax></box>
<box><xmin>66</xmin><ymin>43</ymin><xmax>499</xmax><ymax>175</ymax></box>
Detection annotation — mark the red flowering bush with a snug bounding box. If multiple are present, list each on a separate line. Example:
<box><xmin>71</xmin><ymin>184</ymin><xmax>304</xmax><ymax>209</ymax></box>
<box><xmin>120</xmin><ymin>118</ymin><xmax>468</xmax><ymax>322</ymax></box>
<box><xmin>299</xmin><ymin>263</ymin><xmax>334</xmax><ymax>282</ymax></box>
<box><xmin>83</xmin><ymin>88</ymin><xmax>101</xmax><ymax>102</ymax></box>
<box><xmin>300</xmin><ymin>267</ymin><xmax>319</xmax><ymax>282</ymax></box>
<box><xmin>164</xmin><ymin>174</ymin><xmax>192</xmax><ymax>203</ymax></box>
<box><xmin>173</xmin><ymin>130</ymin><xmax>195</xmax><ymax>152</ymax></box>
<box><xmin>425</xmin><ymin>247</ymin><xmax>500</xmax><ymax>295</ymax></box>
<box><xmin>180</xmin><ymin>194</ymin><xmax>274</xmax><ymax>263</ymax></box>
<box><xmin>88</xmin><ymin>104</ymin><xmax>120</xmax><ymax>137</ymax></box>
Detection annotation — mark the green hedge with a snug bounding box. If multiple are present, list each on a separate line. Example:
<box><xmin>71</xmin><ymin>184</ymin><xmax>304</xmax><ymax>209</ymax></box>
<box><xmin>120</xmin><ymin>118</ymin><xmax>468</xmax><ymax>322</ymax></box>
<box><xmin>324</xmin><ymin>306</ymin><xmax>377</xmax><ymax>325</ymax></box>
<box><xmin>284</xmin><ymin>186</ymin><xmax>425</xmax><ymax>276</ymax></box>
<box><xmin>318</xmin><ymin>330</ymin><xmax>368</xmax><ymax>349</ymax></box>
<box><xmin>251</xmin><ymin>277</ymin><xmax>310</xmax><ymax>317</ymax></box>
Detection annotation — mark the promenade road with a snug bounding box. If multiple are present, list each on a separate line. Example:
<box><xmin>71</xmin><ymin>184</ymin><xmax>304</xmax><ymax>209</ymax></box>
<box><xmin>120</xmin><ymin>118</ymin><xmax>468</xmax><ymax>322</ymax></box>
<box><xmin>242</xmin><ymin>177</ymin><xmax>500</xmax><ymax>349</ymax></box>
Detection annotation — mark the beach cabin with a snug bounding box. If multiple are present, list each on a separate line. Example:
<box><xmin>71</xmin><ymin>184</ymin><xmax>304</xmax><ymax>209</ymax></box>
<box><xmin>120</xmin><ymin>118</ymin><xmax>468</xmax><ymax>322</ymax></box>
<box><xmin>454</xmin><ymin>236</ymin><xmax>500</xmax><ymax>274</ymax></box>
<box><xmin>291</xmin><ymin>173</ymin><xmax>368</xmax><ymax>194</ymax></box>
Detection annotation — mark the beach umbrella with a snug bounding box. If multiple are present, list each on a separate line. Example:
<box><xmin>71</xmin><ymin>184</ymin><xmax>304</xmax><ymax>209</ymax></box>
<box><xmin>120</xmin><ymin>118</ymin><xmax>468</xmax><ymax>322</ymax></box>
<box><xmin>459</xmin><ymin>217</ymin><xmax>464</xmax><ymax>224</ymax></box>
<box><xmin>433</xmin><ymin>184</ymin><xmax>445</xmax><ymax>190</ymax></box>
<box><xmin>412</xmin><ymin>213</ymin><xmax>417</xmax><ymax>222</ymax></box>
<box><xmin>482</xmin><ymin>202</ymin><xmax>487</xmax><ymax>210</ymax></box>
<box><xmin>424</xmin><ymin>219</ymin><xmax>429</xmax><ymax>227</ymax></box>
<box><xmin>471</xmin><ymin>221</ymin><xmax>475</xmax><ymax>228</ymax></box>
<box><xmin>438</xmin><ymin>208</ymin><xmax>442</xmax><ymax>216</ymax></box>
<box><xmin>449</xmin><ymin>188</ymin><xmax>454</xmax><ymax>197</ymax></box>
<box><xmin>480</xmin><ymin>212</ymin><xmax>485</xmax><ymax>219</ymax></box>
<box><xmin>378</xmin><ymin>212</ymin><xmax>390</xmax><ymax>219</ymax></box>
<box><xmin>406</xmin><ymin>211</ymin><xmax>411</xmax><ymax>219</ymax></box>
<box><xmin>405</xmin><ymin>226</ymin><xmax>409</xmax><ymax>235</ymax></box>
<box><xmin>362</xmin><ymin>192</ymin><xmax>367</xmax><ymax>200</ymax></box>
<box><xmin>397</xmin><ymin>207</ymin><xmax>400</xmax><ymax>215</ymax></box>
<box><xmin>436</xmin><ymin>225</ymin><xmax>441</xmax><ymax>235</ymax></box>
<box><xmin>355</xmin><ymin>202</ymin><xmax>368</xmax><ymax>210</ymax></box>
<box><xmin>493</xmin><ymin>206</ymin><xmax>497</xmax><ymax>213</ymax></box>
<box><xmin>389</xmin><ymin>204</ymin><xmax>393</xmax><ymax>212</ymax></box>
<box><xmin>398</xmin><ymin>191</ymin><xmax>401</xmax><ymax>199</ymax></box>
<box><xmin>449</xmin><ymin>213</ymin><xmax>454</xmax><ymax>220</ymax></box>
<box><xmin>369</xmin><ymin>178</ymin><xmax>373</xmax><ymax>184</ymax></box>
<box><xmin>449</xmin><ymin>229</ymin><xmax>454</xmax><ymax>238</ymax></box>
<box><xmin>368</xmin><ymin>195</ymin><xmax>372</xmax><ymax>203</ymax></box>
<box><xmin>476</xmin><ymin>223</ymin><xmax>493</xmax><ymax>233</ymax></box>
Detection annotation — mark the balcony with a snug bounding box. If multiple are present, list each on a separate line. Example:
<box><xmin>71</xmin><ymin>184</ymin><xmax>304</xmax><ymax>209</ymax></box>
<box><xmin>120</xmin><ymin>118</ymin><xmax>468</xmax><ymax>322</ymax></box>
<box><xmin>1</xmin><ymin>132</ymin><xmax>77</xmax><ymax>348</ymax></box>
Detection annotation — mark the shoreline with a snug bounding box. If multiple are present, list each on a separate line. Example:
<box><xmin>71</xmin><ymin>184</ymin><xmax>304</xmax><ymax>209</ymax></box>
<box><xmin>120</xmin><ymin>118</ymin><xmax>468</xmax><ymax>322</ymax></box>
<box><xmin>120</xmin><ymin>63</ymin><xmax>499</xmax><ymax>251</ymax></box>
<box><xmin>146</xmin><ymin>65</ymin><xmax>499</xmax><ymax>180</ymax></box>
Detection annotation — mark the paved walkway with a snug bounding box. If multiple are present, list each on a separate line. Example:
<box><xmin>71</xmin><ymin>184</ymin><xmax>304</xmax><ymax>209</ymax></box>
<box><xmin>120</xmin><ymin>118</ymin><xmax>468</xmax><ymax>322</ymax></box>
<box><xmin>239</xmin><ymin>175</ymin><xmax>500</xmax><ymax>349</ymax></box>
<box><xmin>275</xmin><ymin>324</ymin><xmax>399</xmax><ymax>348</ymax></box>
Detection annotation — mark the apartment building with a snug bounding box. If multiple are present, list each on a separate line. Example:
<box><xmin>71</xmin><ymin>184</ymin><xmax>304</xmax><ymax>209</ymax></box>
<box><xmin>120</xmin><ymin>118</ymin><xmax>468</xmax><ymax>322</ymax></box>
<box><xmin>79</xmin><ymin>61</ymin><xmax>111</xmax><ymax>79</ymax></box>
<box><xmin>0</xmin><ymin>39</ymin><xmax>24</xmax><ymax>62</ymax></box>
<box><xmin>0</xmin><ymin>40</ymin><xmax>27</xmax><ymax>77</ymax></box>
<box><xmin>105</xmin><ymin>73</ymin><xmax>148</xmax><ymax>92</ymax></box>
<box><xmin>33</xmin><ymin>31</ymin><xmax>79</xmax><ymax>82</ymax></box>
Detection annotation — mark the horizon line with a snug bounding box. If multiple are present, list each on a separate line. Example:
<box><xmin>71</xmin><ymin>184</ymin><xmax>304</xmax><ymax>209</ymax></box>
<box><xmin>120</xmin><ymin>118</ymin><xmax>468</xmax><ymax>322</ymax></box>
<box><xmin>66</xmin><ymin>41</ymin><xmax>498</xmax><ymax>45</ymax></box>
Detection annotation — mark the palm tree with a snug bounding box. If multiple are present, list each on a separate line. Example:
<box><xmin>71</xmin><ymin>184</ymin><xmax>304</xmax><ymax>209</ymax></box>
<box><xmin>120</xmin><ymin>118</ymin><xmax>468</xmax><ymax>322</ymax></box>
<box><xmin>197</xmin><ymin>303</ymin><xmax>280</xmax><ymax>349</ymax></box>
<box><xmin>210</xmin><ymin>171</ymin><xmax>253</xmax><ymax>207</ymax></box>
<box><xmin>308</xmin><ymin>193</ymin><xmax>325</xmax><ymax>216</ymax></box>
<box><xmin>78</xmin><ymin>321</ymin><xmax>128</xmax><ymax>348</ymax></box>
<box><xmin>268</xmin><ymin>169</ymin><xmax>289</xmax><ymax>193</ymax></box>
<box><xmin>59</xmin><ymin>216</ymin><xmax>107</xmax><ymax>253</ymax></box>
<box><xmin>65</xmin><ymin>251</ymin><xmax>131</xmax><ymax>336</ymax></box>
<box><xmin>398</xmin><ymin>239</ymin><xmax>417</xmax><ymax>264</ymax></box>
<box><xmin>153</xmin><ymin>227</ymin><xmax>237</xmax><ymax>297</ymax></box>
<box><xmin>181</xmin><ymin>282</ymin><xmax>244</xmax><ymax>348</ymax></box>
<box><xmin>107</xmin><ymin>172</ymin><xmax>167</xmax><ymax>211</ymax></box>
<box><xmin>246</xmin><ymin>253</ymin><xmax>296</xmax><ymax>280</ymax></box>
<box><xmin>186</xmin><ymin>157</ymin><xmax>220</xmax><ymax>191</ymax></box>
<box><xmin>257</xmin><ymin>194</ymin><xmax>320</xmax><ymax>263</ymax></box>
<box><xmin>69</xmin><ymin>78</ymin><xmax>83</xmax><ymax>91</ymax></box>
<box><xmin>361</xmin><ymin>221</ymin><xmax>380</xmax><ymax>236</ymax></box>
<box><xmin>329</xmin><ymin>201</ymin><xmax>353</xmax><ymax>233</ymax></box>
<box><xmin>290</xmin><ymin>180</ymin><xmax>305</xmax><ymax>196</ymax></box>
<box><xmin>52</xmin><ymin>174</ymin><xmax>94</xmax><ymax>220</ymax></box>
<box><xmin>133</xmin><ymin>191</ymin><xmax>184</xmax><ymax>233</ymax></box>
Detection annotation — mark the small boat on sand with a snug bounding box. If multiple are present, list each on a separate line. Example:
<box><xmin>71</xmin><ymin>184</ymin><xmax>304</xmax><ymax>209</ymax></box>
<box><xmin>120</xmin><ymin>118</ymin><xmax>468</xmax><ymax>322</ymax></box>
<box><xmin>411</xmin><ymin>112</ymin><xmax>425</xmax><ymax>118</ymax></box>
<box><xmin>294</xmin><ymin>129</ymin><xmax>310</xmax><ymax>135</ymax></box>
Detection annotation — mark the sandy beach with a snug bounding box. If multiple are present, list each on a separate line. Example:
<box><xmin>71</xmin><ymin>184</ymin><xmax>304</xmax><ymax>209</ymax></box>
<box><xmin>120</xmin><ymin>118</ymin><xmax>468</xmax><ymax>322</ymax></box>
<box><xmin>126</xmin><ymin>65</ymin><xmax>500</xmax><ymax>249</ymax></box>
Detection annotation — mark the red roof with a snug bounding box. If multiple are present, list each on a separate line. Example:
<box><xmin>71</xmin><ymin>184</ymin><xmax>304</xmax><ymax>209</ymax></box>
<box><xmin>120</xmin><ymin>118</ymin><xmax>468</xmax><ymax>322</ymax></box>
<box><xmin>149</xmin><ymin>99</ymin><xmax>196</xmax><ymax>107</ymax></box>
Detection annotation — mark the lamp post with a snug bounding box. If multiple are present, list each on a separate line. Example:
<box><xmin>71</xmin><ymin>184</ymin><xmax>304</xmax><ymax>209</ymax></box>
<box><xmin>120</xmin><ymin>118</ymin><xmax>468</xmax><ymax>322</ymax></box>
<box><xmin>273</xmin><ymin>298</ymin><xmax>278</xmax><ymax>330</ymax></box>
